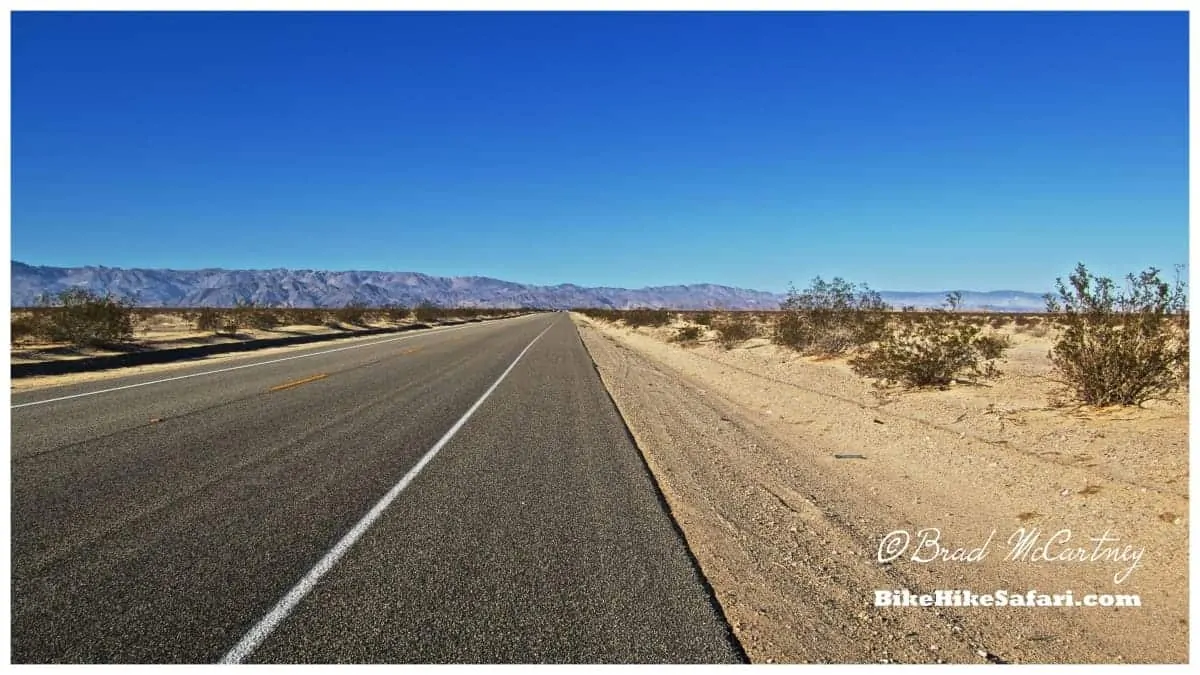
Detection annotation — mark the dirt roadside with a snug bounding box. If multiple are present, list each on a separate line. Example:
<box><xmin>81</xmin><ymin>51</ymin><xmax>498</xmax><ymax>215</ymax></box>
<box><xmin>573</xmin><ymin>314</ymin><xmax>1188</xmax><ymax>664</ymax></box>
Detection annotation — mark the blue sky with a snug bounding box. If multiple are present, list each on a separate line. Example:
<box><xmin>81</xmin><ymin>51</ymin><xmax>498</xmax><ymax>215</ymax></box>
<box><xmin>10</xmin><ymin>11</ymin><xmax>1188</xmax><ymax>293</ymax></box>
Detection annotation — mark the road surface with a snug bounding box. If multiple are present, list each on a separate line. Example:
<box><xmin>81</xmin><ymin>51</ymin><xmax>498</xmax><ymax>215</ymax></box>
<box><xmin>10</xmin><ymin>313</ymin><xmax>744</xmax><ymax>663</ymax></box>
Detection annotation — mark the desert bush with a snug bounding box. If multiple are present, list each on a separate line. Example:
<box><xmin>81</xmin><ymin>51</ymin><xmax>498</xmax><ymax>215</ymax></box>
<box><xmin>221</xmin><ymin>299</ymin><xmax>279</xmax><ymax>332</ymax></box>
<box><xmin>713</xmin><ymin>312</ymin><xmax>757</xmax><ymax>349</ymax></box>
<box><xmin>623</xmin><ymin>308</ymin><xmax>671</xmax><ymax>328</ymax></box>
<box><xmin>195</xmin><ymin>308</ymin><xmax>223</xmax><ymax>333</ymax></box>
<box><xmin>975</xmin><ymin>332</ymin><xmax>1012</xmax><ymax>360</ymax></box>
<box><xmin>381</xmin><ymin>303</ymin><xmax>410</xmax><ymax>322</ymax></box>
<box><xmin>11</xmin><ymin>313</ymin><xmax>40</xmax><ymax>342</ymax></box>
<box><xmin>692</xmin><ymin>311</ymin><xmax>714</xmax><ymax>326</ymax></box>
<box><xmin>590</xmin><ymin>308</ymin><xmax>623</xmax><ymax>323</ymax></box>
<box><xmin>850</xmin><ymin>315</ymin><xmax>1010</xmax><ymax>388</ymax></box>
<box><xmin>35</xmin><ymin>288</ymin><xmax>135</xmax><ymax>347</ymax></box>
<box><xmin>334</xmin><ymin>302</ymin><xmax>370</xmax><ymax>326</ymax></box>
<box><xmin>281</xmin><ymin>308</ymin><xmax>324</xmax><ymax>326</ymax></box>
<box><xmin>213</xmin><ymin>298</ymin><xmax>254</xmax><ymax>336</ymax></box>
<box><xmin>220</xmin><ymin>313</ymin><xmax>242</xmax><ymax>336</ymax></box>
<box><xmin>669</xmin><ymin>325</ymin><xmax>703</xmax><ymax>343</ymax></box>
<box><xmin>245</xmin><ymin>306</ymin><xmax>280</xmax><ymax>330</ymax></box>
<box><xmin>1044</xmin><ymin>263</ymin><xmax>1188</xmax><ymax>406</ymax></box>
<box><xmin>413</xmin><ymin>301</ymin><xmax>442</xmax><ymax>323</ymax></box>
<box><xmin>772</xmin><ymin>277</ymin><xmax>891</xmax><ymax>355</ymax></box>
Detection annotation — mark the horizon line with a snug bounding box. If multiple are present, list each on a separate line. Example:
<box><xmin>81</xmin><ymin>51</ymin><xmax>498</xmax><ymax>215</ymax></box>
<box><xmin>10</xmin><ymin>260</ymin><xmax>1052</xmax><ymax>296</ymax></box>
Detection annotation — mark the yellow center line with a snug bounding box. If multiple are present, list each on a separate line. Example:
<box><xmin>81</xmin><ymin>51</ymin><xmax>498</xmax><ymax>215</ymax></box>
<box><xmin>400</xmin><ymin>346</ymin><xmax>423</xmax><ymax>355</ymax></box>
<box><xmin>267</xmin><ymin>373</ymin><xmax>329</xmax><ymax>393</ymax></box>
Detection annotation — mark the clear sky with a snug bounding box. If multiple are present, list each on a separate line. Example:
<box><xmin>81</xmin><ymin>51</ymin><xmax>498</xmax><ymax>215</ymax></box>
<box><xmin>10</xmin><ymin>11</ymin><xmax>1188</xmax><ymax>293</ymax></box>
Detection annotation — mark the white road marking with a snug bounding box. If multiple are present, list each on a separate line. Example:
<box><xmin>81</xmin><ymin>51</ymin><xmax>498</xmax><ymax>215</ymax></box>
<box><xmin>11</xmin><ymin>318</ymin><xmax>528</xmax><ymax>409</ymax></box>
<box><xmin>218</xmin><ymin>319</ymin><xmax>556</xmax><ymax>664</ymax></box>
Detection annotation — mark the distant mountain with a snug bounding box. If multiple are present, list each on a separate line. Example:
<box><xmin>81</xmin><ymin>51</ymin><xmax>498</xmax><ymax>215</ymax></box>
<box><xmin>9</xmin><ymin>262</ymin><xmax>1049</xmax><ymax>311</ymax></box>
<box><xmin>9</xmin><ymin>262</ymin><xmax>785</xmax><ymax>310</ymax></box>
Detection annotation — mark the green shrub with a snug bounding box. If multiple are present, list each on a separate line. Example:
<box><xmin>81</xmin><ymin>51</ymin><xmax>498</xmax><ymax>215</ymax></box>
<box><xmin>11</xmin><ymin>314</ymin><xmax>40</xmax><ymax>342</ymax></box>
<box><xmin>1044</xmin><ymin>263</ymin><xmax>1188</xmax><ymax>406</ymax></box>
<box><xmin>244</xmin><ymin>306</ymin><xmax>280</xmax><ymax>330</ymax></box>
<box><xmin>975</xmin><ymin>332</ymin><xmax>1012</xmax><ymax>360</ymax></box>
<box><xmin>334</xmin><ymin>302</ymin><xmax>370</xmax><ymax>326</ymax></box>
<box><xmin>414</xmin><ymin>301</ymin><xmax>442</xmax><ymax>323</ymax></box>
<box><xmin>382</xmin><ymin>303</ymin><xmax>410</xmax><ymax>322</ymax></box>
<box><xmin>713</xmin><ymin>313</ymin><xmax>757</xmax><ymax>349</ymax></box>
<box><xmin>295</xmin><ymin>309</ymin><xmax>329</xmax><ymax>326</ymax></box>
<box><xmin>772</xmin><ymin>277</ymin><xmax>891</xmax><ymax>355</ymax></box>
<box><xmin>36</xmin><ymin>288</ymin><xmax>135</xmax><ymax>347</ymax></box>
<box><xmin>623</xmin><ymin>308</ymin><xmax>671</xmax><ymax>328</ymax></box>
<box><xmin>849</xmin><ymin>315</ymin><xmax>1010</xmax><ymax>388</ymax></box>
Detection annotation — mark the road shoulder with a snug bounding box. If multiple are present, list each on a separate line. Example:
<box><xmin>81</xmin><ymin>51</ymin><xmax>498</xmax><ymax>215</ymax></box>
<box><xmin>572</xmin><ymin>314</ymin><xmax>1187</xmax><ymax>664</ymax></box>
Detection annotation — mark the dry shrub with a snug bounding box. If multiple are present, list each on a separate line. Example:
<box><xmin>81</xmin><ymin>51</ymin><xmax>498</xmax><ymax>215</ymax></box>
<box><xmin>334</xmin><ymin>302</ymin><xmax>369</xmax><ymax>326</ymax></box>
<box><xmin>34</xmin><ymin>289</ymin><xmax>135</xmax><ymax>347</ymax></box>
<box><xmin>574</xmin><ymin>308</ymin><xmax>621</xmax><ymax>322</ymax></box>
<box><xmin>849</xmin><ymin>315</ymin><xmax>1010</xmax><ymax>388</ymax></box>
<box><xmin>381</xmin><ymin>303</ymin><xmax>410</xmax><ymax>322</ymax></box>
<box><xmin>194</xmin><ymin>308</ymin><xmax>223</xmax><ymax>333</ymax></box>
<box><xmin>11</xmin><ymin>313</ymin><xmax>40</xmax><ymax>342</ymax></box>
<box><xmin>1045</xmin><ymin>263</ymin><xmax>1188</xmax><ymax>406</ymax></box>
<box><xmin>670</xmin><ymin>325</ymin><xmax>703</xmax><ymax>343</ymax></box>
<box><xmin>714</xmin><ymin>312</ymin><xmax>757</xmax><ymax>349</ymax></box>
<box><xmin>414</xmin><ymin>301</ymin><xmax>442</xmax><ymax>323</ymax></box>
<box><xmin>623</xmin><ymin>308</ymin><xmax>671</xmax><ymax>328</ymax></box>
<box><xmin>772</xmin><ymin>276</ymin><xmax>890</xmax><ymax>355</ymax></box>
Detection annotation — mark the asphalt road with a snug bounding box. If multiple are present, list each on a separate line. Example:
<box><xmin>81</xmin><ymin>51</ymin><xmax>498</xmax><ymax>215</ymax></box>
<box><xmin>10</xmin><ymin>313</ymin><xmax>745</xmax><ymax>664</ymax></box>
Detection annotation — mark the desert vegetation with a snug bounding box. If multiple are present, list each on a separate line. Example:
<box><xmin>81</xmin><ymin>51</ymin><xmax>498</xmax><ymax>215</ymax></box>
<box><xmin>575</xmin><ymin>262</ymin><xmax>1189</xmax><ymax>406</ymax></box>
<box><xmin>12</xmin><ymin>295</ymin><xmax>537</xmax><ymax>357</ymax></box>
<box><xmin>773</xmin><ymin>276</ymin><xmax>890</xmax><ymax>355</ymax></box>
<box><xmin>574</xmin><ymin>267</ymin><xmax>1190</xmax><ymax>666</ymax></box>
<box><xmin>848</xmin><ymin>314</ymin><xmax>1011</xmax><ymax>388</ymax></box>
<box><xmin>12</xmin><ymin>289</ymin><xmax>135</xmax><ymax>348</ymax></box>
<box><xmin>1042</xmin><ymin>263</ymin><xmax>1188</xmax><ymax>406</ymax></box>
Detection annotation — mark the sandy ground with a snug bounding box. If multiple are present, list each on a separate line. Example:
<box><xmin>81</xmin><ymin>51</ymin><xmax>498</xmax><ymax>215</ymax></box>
<box><xmin>573</xmin><ymin>313</ymin><xmax>1188</xmax><ymax>664</ymax></box>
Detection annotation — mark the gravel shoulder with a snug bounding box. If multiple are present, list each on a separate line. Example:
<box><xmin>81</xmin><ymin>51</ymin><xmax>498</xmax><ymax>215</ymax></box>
<box><xmin>573</xmin><ymin>314</ymin><xmax>1188</xmax><ymax>664</ymax></box>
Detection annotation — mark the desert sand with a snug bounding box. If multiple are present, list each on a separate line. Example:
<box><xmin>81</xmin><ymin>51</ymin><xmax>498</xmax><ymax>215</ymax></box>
<box><xmin>573</xmin><ymin>313</ymin><xmax>1188</xmax><ymax>664</ymax></box>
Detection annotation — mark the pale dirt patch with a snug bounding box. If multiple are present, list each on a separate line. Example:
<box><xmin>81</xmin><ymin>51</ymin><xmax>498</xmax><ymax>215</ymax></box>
<box><xmin>574</xmin><ymin>314</ymin><xmax>1187</xmax><ymax>664</ymax></box>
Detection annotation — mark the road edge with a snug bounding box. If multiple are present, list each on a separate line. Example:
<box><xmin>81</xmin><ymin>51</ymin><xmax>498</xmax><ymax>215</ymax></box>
<box><xmin>566</xmin><ymin>316</ymin><xmax>751</xmax><ymax>664</ymax></box>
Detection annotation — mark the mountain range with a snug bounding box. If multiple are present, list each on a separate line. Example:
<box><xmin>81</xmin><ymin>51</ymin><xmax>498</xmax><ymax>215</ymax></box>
<box><xmin>10</xmin><ymin>261</ymin><xmax>1049</xmax><ymax>311</ymax></box>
